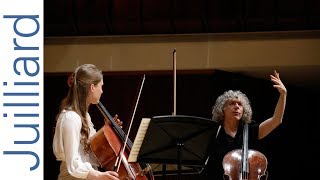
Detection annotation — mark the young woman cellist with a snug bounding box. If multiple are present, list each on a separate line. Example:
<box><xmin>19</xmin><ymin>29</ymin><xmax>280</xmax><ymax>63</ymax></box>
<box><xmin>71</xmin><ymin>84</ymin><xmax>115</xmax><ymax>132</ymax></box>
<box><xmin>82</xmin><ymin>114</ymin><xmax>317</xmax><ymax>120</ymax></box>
<box><xmin>52</xmin><ymin>64</ymin><xmax>122</xmax><ymax>180</ymax></box>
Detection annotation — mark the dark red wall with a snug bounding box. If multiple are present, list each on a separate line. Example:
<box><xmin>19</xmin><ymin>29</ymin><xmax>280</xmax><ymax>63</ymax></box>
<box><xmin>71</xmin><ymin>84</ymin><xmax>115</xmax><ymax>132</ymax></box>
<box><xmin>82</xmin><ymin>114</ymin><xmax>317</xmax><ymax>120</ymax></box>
<box><xmin>44</xmin><ymin>70</ymin><xmax>319</xmax><ymax>179</ymax></box>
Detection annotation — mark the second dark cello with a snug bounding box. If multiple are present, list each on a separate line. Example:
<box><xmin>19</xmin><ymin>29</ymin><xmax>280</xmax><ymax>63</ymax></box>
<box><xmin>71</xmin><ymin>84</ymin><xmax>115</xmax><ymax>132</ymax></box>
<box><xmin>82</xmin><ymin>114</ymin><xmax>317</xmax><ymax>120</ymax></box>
<box><xmin>89</xmin><ymin>75</ymin><xmax>154</xmax><ymax>180</ymax></box>
<box><xmin>222</xmin><ymin>123</ymin><xmax>268</xmax><ymax>180</ymax></box>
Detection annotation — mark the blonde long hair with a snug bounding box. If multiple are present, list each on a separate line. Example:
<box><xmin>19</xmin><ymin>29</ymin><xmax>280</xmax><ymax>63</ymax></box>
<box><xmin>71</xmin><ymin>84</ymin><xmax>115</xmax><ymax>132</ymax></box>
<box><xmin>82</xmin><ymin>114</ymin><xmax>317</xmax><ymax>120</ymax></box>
<box><xmin>58</xmin><ymin>64</ymin><xmax>103</xmax><ymax>153</ymax></box>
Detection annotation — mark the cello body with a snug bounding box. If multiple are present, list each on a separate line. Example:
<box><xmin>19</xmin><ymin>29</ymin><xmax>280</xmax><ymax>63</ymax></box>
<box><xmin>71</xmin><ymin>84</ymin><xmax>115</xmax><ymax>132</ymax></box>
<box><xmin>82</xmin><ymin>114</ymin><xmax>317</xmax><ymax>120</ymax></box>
<box><xmin>89</xmin><ymin>102</ymin><xmax>152</xmax><ymax>180</ymax></box>
<box><xmin>222</xmin><ymin>149</ymin><xmax>268</xmax><ymax>180</ymax></box>
<box><xmin>90</xmin><ymin>124</ymin><xmax>149</xmax><ymax>180</ymax></box>
<box><xmin>222</xmin><ymin>123</ymin><xmax>268</xmax><ymax>180</ymax></box>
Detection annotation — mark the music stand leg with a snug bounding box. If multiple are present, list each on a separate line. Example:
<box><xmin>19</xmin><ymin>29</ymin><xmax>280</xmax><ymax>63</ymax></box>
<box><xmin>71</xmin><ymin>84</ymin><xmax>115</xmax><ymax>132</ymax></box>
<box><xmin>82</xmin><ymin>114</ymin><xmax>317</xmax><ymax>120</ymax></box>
<box><xmin>177</xmin><ymin>142</ymin><xmax>184</xmax><ymax>180</ymax></box>
<box><xmin>162</xmin><ymin>164</ymin><xmax>166</xmax><ymax>180</ymax></box>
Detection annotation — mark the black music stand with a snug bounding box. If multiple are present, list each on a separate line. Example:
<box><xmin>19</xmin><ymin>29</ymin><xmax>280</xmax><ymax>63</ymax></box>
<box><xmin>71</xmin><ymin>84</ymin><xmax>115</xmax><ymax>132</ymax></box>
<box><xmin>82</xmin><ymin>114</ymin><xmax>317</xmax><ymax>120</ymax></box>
<box><xmin>130</xmin><ymin>115</ymin><xmax>220</xmax><ymax>180</ymax></box>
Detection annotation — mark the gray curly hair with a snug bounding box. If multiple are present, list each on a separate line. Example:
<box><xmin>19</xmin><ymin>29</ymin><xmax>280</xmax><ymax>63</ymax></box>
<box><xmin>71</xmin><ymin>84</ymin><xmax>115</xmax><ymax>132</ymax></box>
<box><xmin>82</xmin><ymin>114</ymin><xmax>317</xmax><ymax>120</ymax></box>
<box><xmin>212</xmin><ymin>90</ymin><xmax>252</xmax><ymax>124</ymax></box>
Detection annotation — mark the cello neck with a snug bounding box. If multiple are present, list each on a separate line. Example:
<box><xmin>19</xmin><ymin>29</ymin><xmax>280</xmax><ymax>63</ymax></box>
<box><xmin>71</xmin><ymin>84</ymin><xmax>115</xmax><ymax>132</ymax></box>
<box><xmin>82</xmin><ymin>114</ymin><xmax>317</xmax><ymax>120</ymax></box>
<box><xmin>96</xmin><ymin>101</ymin><xmax>133</xmax><ymax>148</ymax></box>
<box><xmin>242</xmin><ymin>123</ymin><xmax>249</xmax><ymax>179</ymax></box>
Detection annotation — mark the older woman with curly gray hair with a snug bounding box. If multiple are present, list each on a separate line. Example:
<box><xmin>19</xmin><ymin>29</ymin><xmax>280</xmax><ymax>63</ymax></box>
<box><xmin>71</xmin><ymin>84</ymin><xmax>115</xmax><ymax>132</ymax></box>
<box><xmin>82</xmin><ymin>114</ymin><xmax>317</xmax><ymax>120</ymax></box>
<box><xmin>201</xmin><ymin>70</ymin><xmax>287</xmax><ymax>180</ymax></box>
<box><xmin>212</xmin><ymin>90</ymin><xmax>253</xmax><ymax>124</ymax></box>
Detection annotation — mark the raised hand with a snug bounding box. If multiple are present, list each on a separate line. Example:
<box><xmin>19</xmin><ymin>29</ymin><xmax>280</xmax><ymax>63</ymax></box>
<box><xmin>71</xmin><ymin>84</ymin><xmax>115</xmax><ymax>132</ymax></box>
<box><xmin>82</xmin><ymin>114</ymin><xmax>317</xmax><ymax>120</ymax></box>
<box><xmin>270</xmin><ymin>70</ymin><xmax>287</xmax><ymax>95</ymax></box>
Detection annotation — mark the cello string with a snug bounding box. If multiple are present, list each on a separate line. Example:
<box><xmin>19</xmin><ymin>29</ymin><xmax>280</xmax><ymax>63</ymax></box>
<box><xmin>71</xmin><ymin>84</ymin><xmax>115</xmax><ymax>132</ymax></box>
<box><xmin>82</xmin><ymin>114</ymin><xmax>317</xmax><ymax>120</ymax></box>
<box><xmin>242</xmin><ymin>123</ymin><xmax>249</xmax><ymax>179</ymax></box>
<box><xmin>116</xmin><ymin>75</ymin><xmax>146</xmax><ymax>172</ymax></box>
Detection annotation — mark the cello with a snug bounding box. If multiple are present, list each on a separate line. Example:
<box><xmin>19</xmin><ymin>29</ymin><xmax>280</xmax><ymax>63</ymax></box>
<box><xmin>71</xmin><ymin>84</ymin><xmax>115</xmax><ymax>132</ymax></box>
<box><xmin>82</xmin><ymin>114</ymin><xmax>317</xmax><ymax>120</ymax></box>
<box><xmin>89</xmin><ymin>76</ymin><xmax>154</xmax><ymax>180</ymax></box>
<box><xmin>222</xmin><ymin>123</ymin><xmax>268</xmax><ymax>180</ymax></box>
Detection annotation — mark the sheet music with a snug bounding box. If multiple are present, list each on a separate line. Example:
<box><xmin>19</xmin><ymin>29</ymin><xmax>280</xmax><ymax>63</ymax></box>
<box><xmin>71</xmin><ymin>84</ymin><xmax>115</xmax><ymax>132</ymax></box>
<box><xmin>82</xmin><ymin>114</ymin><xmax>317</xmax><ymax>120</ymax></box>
<box><xmin>128</xmin><ymin>118</ymin><xmax>151</xmax><ymax>162</ymax></box>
